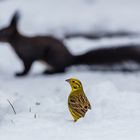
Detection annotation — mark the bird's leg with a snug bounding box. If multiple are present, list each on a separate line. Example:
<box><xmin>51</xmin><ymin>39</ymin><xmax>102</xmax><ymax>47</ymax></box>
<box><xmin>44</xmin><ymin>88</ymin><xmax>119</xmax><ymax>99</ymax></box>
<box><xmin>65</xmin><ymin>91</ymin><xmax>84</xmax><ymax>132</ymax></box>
<box><xmin>74</xmin><ymin>119</ymin><xmax>77</xmax><ymax>122</ymax></box>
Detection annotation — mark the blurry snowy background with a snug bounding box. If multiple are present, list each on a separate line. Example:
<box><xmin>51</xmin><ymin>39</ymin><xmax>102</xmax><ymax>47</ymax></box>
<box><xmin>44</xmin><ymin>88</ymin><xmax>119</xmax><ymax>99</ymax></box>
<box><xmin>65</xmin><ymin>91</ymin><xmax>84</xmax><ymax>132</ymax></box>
<box><xmin>0</xmin><ymin>0</ymin><xmax>140</xmax><ymax>140</ymax></box>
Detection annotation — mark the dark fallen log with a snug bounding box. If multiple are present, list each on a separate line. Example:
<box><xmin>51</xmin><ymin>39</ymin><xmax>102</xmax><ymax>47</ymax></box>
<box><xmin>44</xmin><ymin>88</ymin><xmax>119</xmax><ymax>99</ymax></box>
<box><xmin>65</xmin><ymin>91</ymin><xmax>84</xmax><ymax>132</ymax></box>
<box><xmin>64</xmin><ymin>31</ymin><xmax>138</xmax><ymax>40</ymax></box>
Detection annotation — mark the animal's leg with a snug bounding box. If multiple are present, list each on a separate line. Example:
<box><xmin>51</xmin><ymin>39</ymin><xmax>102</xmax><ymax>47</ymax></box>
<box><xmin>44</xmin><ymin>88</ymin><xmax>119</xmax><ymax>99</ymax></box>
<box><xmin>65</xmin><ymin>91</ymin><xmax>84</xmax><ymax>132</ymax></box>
<box><xmin>15</xmin><ymin>60</ymin><xmax>33</xmax><ymax>77</ymax></box>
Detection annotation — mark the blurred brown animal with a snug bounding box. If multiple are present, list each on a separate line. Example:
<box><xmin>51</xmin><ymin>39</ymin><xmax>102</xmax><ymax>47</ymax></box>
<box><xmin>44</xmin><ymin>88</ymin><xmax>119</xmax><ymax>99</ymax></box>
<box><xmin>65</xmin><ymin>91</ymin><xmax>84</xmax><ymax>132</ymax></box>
<box><xmin>0</xmin><ymin>12</ymin><xmax>140</xmax><ymax>76</ymax></box>
<box><xmin>0</xmin><ymin>12</ymin><xmax>74</xmax><ymax>76</ymax></box>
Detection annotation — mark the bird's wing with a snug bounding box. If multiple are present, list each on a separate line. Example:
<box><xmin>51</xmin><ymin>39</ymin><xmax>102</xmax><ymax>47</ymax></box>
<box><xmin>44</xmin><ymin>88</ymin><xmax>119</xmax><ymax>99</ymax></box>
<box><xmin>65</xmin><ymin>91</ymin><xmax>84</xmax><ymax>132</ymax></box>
<box><xmin>69</xmin><ymin>93</ymin><xmax>91</xmax><ymax>117</ymax></box>
<box><xmin>82</xmin><ymin>95</ymin><xmax>91</xmax><ymax>110</ymax></box>
<box><xmin>78</xmin><ymin>94</ymin><xmax>91</xmax><ymax>110</ymax></box>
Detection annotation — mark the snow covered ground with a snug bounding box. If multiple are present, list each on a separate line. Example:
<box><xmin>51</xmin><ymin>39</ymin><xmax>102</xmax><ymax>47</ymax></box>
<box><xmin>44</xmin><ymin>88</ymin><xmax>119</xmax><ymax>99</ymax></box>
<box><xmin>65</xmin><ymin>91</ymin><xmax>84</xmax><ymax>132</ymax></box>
<box><xmin>0</xmin><ymin>0</ymin><xmax>140</xmax><ymax>140</ymax></box>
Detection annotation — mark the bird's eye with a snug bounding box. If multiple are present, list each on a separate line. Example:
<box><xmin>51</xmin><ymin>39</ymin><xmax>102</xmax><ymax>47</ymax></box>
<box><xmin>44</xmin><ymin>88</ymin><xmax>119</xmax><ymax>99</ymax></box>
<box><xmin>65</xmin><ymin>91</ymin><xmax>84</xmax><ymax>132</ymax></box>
<box><xmin>72</xmin><ymin>81</ymin><xmax>75</xmax><ymax>83</ymax></box>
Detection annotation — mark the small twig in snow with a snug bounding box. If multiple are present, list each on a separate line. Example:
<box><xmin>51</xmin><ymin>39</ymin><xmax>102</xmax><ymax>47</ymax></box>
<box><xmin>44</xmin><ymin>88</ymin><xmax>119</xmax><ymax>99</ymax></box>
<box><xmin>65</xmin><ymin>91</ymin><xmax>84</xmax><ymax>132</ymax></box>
<box><xmin>7</xmin><ymin>99</ymin><xmax>16</xmax><ymax>115</ymax></box>
<box><xmin>29</xmin><ymin>107</ymin><xmax>32</xmax><ymax>112</ymax></box>
<box><xmin>34</xmin><ymin>114</ymin><xmax>37</xmax><ymax>119</ymax></box>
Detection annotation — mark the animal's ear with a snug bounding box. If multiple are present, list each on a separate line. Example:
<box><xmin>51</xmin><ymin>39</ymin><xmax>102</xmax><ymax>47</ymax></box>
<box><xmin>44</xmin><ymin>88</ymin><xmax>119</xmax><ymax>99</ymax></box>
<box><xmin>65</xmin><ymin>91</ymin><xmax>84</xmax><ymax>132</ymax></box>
<box><xmin>10</xmin><ymin>11</ymin><xmax>20</xmax><ymax>27</ymax></box>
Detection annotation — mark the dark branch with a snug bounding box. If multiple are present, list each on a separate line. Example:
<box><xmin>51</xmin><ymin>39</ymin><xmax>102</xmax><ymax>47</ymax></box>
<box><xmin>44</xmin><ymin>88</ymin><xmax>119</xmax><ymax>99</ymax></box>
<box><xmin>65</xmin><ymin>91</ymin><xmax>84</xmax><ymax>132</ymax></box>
<box><xmin>64</xmin><ymin>31</ymin><xmax>138</xmax><ymax>39</ymax></box>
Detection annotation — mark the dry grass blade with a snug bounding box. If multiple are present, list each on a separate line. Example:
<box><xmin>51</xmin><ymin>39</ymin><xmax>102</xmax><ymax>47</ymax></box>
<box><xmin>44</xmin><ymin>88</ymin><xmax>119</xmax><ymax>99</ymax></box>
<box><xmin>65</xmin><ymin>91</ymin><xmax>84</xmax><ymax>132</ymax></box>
<box><xmin>7</xmin><ymin>99</ymin><xmax>16</xmax><ymax>115</ymax></box>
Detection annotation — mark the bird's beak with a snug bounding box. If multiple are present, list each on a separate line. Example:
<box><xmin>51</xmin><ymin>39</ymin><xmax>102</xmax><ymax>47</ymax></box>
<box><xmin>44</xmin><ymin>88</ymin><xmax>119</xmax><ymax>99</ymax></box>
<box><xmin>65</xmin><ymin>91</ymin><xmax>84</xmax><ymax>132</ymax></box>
<box><xmin>65</xmin><ymin>79</ymin><xmax>70</xmax><ymax>82</ymax></box>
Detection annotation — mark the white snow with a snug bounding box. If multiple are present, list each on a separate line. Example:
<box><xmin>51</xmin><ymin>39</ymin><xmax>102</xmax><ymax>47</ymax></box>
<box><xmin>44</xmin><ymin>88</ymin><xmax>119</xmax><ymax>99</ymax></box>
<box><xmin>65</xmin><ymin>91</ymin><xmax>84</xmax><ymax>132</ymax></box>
<box><xmin>0</xmin><ymin>0</ymin><xmax>140</xmax><ymax>140</ymax></box>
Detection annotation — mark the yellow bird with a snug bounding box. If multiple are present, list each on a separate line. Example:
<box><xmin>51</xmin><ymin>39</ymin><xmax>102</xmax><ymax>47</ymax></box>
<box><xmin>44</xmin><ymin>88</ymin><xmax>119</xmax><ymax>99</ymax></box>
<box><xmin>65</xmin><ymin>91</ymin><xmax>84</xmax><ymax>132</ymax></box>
<box><xmin>66</xmin><ymin>78</ymin><xmax>91</xmax><ymax>122</ymax></box>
